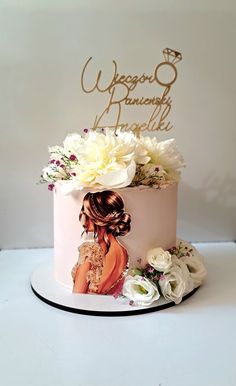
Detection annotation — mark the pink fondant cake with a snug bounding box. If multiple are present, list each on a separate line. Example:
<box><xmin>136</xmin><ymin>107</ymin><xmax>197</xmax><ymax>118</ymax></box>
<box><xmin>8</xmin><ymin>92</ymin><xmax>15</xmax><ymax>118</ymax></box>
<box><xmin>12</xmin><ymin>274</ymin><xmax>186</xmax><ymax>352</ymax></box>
<box><xmin>54</xmin><ymin>182</ymin><xmax>178</xmax><ymax>289</ymax></box>
<box><xmin>41</xmin><ymin>129</ymin><xmax>206</xmax><ymax>306</ymax></box>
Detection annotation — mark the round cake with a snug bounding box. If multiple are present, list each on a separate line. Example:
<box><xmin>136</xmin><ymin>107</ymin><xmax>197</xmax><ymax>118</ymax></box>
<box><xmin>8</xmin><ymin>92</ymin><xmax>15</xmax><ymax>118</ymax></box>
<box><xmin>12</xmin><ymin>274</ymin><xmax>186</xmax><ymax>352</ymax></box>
<box><xmin>54</xmin><ymin>182</ymin><xmax>178</xmax><ymax>290</ymax></box>
<box><xmin>39</xmin><ymin>129</ymin><xmax>207</xmax><ymax>307</ymax></box>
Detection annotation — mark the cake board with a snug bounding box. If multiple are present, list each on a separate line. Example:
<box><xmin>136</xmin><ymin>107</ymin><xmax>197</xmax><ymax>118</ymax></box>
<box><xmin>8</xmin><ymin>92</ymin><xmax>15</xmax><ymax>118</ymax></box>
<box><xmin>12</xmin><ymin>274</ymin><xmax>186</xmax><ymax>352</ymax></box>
<box><xmin>31</xmin><ymin>262</ymin><xmax>199</xmax><ymax>316</ymax></box>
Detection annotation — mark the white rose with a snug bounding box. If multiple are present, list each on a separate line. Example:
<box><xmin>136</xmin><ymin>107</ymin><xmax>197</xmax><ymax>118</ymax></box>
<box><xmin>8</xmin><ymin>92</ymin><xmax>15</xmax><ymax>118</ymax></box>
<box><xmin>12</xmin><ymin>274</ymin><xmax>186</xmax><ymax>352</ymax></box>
<box><xmin>159</xmin><ymin>264</ymin><xmax>187</xmax><ymax>304</ymax></box>
<box><xmin>42</xmin><ymin>166</ymin><xmax>67</xmax><ymax>182</ymax></box>
<box><xmin>146</xmin><ymin>247</ymin><xmax>172</xmax><ymax>272</ymax></box>
<box><xmin>122</xmin><ymin>275</ymin><xmax>160</xmax><ymax>306</ymax></box>
<box><xmin>180</xmin><ymin>255</ymin><xmax>207</xmax><ymax>288</ymax></box>
<box><xmin>172</xmin><ymin>257</ymin><xmax>194</xmax><ymax>294</ymax></box>
<box><xmin>175</xmin><ymin>239</ymin><xmax>207</xmax><ymax>288</ymax></box>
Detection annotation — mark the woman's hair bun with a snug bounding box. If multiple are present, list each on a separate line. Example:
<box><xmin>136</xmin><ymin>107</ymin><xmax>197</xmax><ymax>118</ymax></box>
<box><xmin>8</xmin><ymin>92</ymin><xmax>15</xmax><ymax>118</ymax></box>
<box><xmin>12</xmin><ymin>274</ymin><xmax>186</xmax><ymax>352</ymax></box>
<box><xmin>80</xmin><ymin>190</ymin><xmax>131</xmax><ymax>237</ymax></box>
<box><xmin>107</xmin><ymin>211</ymin><xmax>131</xmax><ymax>236</ymax></box>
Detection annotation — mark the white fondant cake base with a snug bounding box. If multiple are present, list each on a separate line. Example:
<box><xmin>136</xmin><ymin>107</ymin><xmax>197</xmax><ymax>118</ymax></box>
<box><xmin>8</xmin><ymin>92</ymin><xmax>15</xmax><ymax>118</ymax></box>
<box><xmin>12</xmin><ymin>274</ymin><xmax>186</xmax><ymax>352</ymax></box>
<box><xmin>31</xmin><ymin>262</ymin><xmax>199</xmax><ymax>316</ymax></box>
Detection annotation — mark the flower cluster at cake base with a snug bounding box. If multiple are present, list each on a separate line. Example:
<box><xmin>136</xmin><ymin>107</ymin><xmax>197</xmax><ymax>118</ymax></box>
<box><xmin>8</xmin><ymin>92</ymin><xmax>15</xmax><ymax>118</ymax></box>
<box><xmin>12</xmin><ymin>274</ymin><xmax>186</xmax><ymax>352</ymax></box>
<box><xmin>121</xmin><ymin>240</ymin><xmax>207</xmax><ymax>307</ymax></box>
<box><xmin>40</xmin><ymin>128</ymin><xmax>185</xmax><ymax>193</ymax></box>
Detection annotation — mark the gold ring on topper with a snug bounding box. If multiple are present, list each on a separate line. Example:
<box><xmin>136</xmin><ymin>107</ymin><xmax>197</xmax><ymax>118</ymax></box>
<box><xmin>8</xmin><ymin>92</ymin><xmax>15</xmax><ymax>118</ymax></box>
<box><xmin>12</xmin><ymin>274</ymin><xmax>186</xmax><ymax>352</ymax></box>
<box><xmin>155</xmin><ymin>48</ymin><xmax>182</xmax><ymax>87</ymax></box>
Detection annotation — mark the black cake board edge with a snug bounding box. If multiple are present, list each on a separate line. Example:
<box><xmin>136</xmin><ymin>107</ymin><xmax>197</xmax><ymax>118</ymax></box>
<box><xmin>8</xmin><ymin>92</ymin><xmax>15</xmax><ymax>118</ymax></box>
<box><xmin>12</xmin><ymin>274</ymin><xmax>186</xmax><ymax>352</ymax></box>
<box><xmin>31</xmin><ymin>284</ymin><xmax>199</xmax><ymax>317</ymax></box>
<box><xmin>30</xmin><ymin>262</ymin><xmax>199</xmax><ymax>317</ymax></box>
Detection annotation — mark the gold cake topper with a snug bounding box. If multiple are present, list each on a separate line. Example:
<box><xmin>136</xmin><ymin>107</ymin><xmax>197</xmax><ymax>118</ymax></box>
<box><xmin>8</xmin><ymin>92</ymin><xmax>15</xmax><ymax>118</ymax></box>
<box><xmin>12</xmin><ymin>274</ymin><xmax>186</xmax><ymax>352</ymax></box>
<box><xmin>81</xmin><ymin>48</ymin><xmax>182</xmax><ymax>136</ymax></box>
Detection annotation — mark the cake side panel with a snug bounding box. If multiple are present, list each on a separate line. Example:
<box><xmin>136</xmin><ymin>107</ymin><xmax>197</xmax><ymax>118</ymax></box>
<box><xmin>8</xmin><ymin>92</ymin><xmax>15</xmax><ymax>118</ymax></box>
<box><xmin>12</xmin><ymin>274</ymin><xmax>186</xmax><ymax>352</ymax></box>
<box><xmin>54</xmin><ymin>184</ymin><xmax>178</xmax><ymax>289</ymax></box>
<box><xmin>53</xmin><ymin>187</ymin><xmax>84</xmax><ymax>288</ymax></box>
<box><xmin>121</xmin><ymin>184</ymin><xmax>177</xmax><ymax>268</ymax></box>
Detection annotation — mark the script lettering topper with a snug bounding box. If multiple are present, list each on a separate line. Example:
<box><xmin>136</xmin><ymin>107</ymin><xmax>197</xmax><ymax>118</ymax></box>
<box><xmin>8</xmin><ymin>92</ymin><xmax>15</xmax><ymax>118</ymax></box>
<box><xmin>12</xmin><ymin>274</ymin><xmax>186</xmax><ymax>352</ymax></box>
<box><xmin>81</xmin><ymin>48</ymin><xmax>182</xmax><ymax>136</ymax></box>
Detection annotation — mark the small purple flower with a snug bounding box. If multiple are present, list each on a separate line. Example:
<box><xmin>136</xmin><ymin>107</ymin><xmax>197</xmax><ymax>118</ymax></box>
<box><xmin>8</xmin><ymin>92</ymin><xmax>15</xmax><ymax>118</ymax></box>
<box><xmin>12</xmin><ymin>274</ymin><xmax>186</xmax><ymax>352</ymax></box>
<box><xmin>69</xmin><ymin>154</ymin><xmax>77</xmax><ymax>161</ymax></box>
<box><xmin>83</xmin><ymin>128</ymin><xmax>89</xmax><ymax>133</ymax></box>
<box><xmin>70</xmin><ymin>172</ymin><xmax>76</xmax><ymax>177</ymax></box>
<box><xmin>50</xmin><ymin>159</ymin><xmax>55</xmax><ymax>164</ymax></box>
<box><xmin>159</xmin><ymin>274</ymin><xmax>165</xmax><ymax>281</ymax></box>
<box><xmin>147</xmin><ymin>266</ymin><xmax>154</xmax><ymax>273</ymax></box>
<box><xmin>56</xmin><ymin>160</ymin><xmax>60</xmax><ymax>166</ymax></box>
<box><xmin>48</xmin><ymin>184</ymin><xmax>54</xmax><ymax>191</ymax></box>
<box><xmin>60</xmin><ymin>164</ymin><xmax>65</xmax><ymax>168</ymax></box>
<box><xmin>129</xmin><ymin>300</ymin><xmax>134</xmax><ymax>306</ymax></box>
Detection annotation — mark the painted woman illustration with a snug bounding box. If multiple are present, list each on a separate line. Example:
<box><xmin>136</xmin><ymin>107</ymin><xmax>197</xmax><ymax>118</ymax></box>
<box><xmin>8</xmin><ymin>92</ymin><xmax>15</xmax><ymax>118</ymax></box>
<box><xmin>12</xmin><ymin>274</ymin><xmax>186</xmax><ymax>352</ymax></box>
<box><xmin>72</xmin><ymin>190</ymin><xmax>131</xmax><ymax>295</ymax></box>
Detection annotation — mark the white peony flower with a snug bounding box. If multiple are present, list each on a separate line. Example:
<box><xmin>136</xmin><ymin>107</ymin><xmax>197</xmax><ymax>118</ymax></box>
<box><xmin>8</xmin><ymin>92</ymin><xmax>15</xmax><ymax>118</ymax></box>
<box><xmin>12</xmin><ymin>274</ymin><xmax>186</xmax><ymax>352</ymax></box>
<box><xmin>122</xmin><ymin>275</ymin><xmax>160</xmax><ymax>306</ymax></box>
<box><xmin>69</xmin><ymin>129</ymin><xmax>137</xmax><ymax>189</ymax></box>
<box><xmin>134</xmin><ymin>142</ymin><xmax>151</xmax><ymax>165</ymax></box>
<box><xmin>95</xmin><ymin>160</ymin><xmax>136</xmax><ymax>188</ymax></box>
<box><xmin>180</xmin><ymin>255</ymin><xmax>207</xmax><ymax>288</ymax></box>
<box><xmin>57</xmin><ymin>161</ymin><xmax>136</xmax><ymax>193</ymax></box>
<box><xmin>137</xmin><ymin>135</ymin><xmax>160</xmax><ymax>163</ymax></box>
<box><xmin>156</xmin><ymin>139</ymin><xmax>185</xmax><ymax>168</ymax></box>
<box><xmin>158</xmin><ymin>264</ymin><xmax>187</xmax><ymax>304</ymax></box>
<box><xmin>146</xmin><ymin>247</ymin><xmax>172</xmax><ymax>272</ymax></box>
<box><xmin>63</xmin><ymin>133</ymin><xmax>84</xmax><ymax>157</ymax></box>
<box><xmin>137</xmin><ymin>136</ymin><xmax>185</xmax><ymax>181</ymax></box>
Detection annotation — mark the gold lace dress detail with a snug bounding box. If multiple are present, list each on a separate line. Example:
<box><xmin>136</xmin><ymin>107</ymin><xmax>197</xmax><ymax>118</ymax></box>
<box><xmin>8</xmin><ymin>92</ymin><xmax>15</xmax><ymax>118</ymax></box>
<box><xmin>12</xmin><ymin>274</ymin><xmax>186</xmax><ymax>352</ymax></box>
<box><xmin>71</xmin><ymin>241</ymin><xmax>105</xmax><ymax>293</ymax></box>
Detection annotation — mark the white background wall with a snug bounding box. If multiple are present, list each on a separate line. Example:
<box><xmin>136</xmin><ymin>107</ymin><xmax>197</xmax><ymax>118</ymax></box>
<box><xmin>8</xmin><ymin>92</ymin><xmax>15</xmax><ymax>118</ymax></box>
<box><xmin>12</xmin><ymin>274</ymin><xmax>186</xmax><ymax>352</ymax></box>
<box><xmin>0</xmin><ymin>0</ymin><xmax>235</xmax><ymax>249</ymax></box>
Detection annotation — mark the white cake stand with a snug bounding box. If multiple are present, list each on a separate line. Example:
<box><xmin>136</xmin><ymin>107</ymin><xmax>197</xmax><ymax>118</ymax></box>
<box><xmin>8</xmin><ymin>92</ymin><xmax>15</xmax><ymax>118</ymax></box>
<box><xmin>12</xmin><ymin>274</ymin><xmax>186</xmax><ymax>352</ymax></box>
<box><xmin>31</xmin><ymin>262</ymin><xmax>199</xmax><ymax>316</ymax></box>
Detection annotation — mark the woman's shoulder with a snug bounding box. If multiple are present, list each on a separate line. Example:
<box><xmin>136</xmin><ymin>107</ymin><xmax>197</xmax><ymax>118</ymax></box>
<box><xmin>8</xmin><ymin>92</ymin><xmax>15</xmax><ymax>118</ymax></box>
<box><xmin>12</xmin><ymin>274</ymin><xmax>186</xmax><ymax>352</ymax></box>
<box><xmin>79</xmin><ymin>241</ymin><xmax>104</xmax><ymax>265</ymax></box>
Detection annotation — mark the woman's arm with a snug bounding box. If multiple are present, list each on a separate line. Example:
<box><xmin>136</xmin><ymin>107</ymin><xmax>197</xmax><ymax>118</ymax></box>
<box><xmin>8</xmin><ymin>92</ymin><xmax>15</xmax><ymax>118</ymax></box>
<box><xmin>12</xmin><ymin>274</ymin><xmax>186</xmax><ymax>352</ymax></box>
<box><xmin>73</xmin><ymin>260</ymin><xmax>91</xmax><ymax>293</ymax></box>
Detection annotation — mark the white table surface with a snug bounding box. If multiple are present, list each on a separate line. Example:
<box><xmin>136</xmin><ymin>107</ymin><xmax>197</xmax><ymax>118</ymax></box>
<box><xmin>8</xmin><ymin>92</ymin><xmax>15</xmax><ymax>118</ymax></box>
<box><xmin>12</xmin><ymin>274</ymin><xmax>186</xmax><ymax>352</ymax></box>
<box><xmin>0</xmin><ymin>242</ymin><xmax>236</xmax><ymax>386</ymax></box>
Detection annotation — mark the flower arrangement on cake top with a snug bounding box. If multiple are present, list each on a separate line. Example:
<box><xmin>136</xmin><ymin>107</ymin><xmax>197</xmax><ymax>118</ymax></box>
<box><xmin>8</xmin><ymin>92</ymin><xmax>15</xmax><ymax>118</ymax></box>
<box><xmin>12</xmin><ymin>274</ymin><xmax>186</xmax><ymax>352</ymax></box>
<box><xmin>40</xmin><ymin>128</ymin><xmax>185</xmax><ymax>193</ymax></box>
